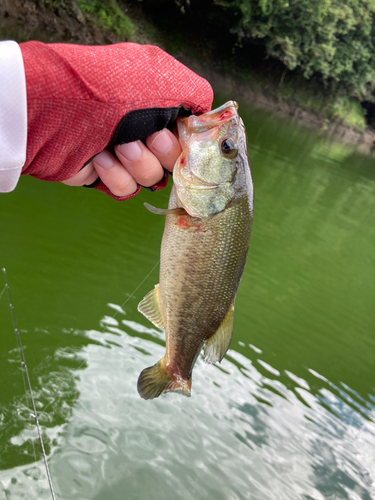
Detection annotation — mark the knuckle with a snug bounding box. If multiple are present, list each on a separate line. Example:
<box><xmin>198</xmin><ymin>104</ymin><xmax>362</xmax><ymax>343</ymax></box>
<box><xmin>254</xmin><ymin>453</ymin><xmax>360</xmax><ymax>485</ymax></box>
<box><xmin>139</xmin><ymin>170</ymin><xmax>160</xmax><ymax>187</ymax></box>
<box><xmin>138</xmin><ymin>163</ymin><xmax>162</xmax><ymax>187</ymax></box>
<box><xmin>110</xmin><ymin>177</ymin><xmax>137</xmax><ymax>197</ymax></box>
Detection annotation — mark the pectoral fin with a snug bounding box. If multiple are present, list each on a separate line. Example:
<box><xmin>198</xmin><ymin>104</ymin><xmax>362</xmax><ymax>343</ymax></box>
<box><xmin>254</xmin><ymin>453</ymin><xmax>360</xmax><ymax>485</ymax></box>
<box><xmin>144</xmin><ymin>202</ymin><xmax>187</xmax><ymax>216</ymax></box>
<box><xmin>137</xmin><ymin>284</ymin><xmax>164</xmax><ymax>328</ymax></box>
<box><xmin>204</xmin><ymin>300</ymin><xmax>235</xmax><ymax>364</ymax></box>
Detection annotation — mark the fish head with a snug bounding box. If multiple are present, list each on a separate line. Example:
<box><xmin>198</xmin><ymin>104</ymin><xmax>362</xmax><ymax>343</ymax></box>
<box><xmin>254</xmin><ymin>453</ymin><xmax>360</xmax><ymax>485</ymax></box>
<box><xmin>174</xmin><ymin>101</ymin><xmax>250</xmax><ymax>218</ymax></box>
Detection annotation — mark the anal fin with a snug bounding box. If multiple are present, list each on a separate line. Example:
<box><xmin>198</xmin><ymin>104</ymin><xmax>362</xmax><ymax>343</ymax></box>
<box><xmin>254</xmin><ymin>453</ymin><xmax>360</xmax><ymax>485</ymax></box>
<box><xmin>204</xmin><ymin>300</ymin><xmax>235</xmax><ymax>364</ymax></box>
<box><xmin>137</xmin><ymin>284</ymin><xmax>164</xmax><ymax>328</ymax></box>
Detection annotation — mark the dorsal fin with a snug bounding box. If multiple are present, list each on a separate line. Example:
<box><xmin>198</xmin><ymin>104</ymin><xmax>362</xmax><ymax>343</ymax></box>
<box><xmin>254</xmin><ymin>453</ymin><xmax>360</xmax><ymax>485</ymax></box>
<box><xmin>203</xmin><ymin>300</ymin><xmax>235</xmax><ymax>364</ymax></box>
<box><xmin>137</xmin><ymin>284</ymin><xmax>164</xmax><ymax>328</ymax></box>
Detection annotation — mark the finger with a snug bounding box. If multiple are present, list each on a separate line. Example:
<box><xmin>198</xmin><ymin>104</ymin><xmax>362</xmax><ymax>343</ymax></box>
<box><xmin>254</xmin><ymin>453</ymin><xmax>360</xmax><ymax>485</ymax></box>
<box><xmin>115</xmin><ymin>140</ymin><xmax>165</xmax><ymax>187</ymax></box>
<box><xmin>61</xmin><ymin>162</ymin><xmax>98</xmax><ymax>187</ymax></box>
<box><xmin>92</xmin><ymin>150</ymin><xmax>138</xmax><ymax>197</ymax></box>
<box><xmin>145</xmin><ymin>129</ymin><xmax>182</xmax><ymax>172</ymax></box>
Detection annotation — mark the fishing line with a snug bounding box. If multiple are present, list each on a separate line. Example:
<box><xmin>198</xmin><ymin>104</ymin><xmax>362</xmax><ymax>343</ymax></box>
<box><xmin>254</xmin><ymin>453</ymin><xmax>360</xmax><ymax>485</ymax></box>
<box><xmin>102</xmin><ymin>259</ymin><xmax>160</xmax><ymax>328</ymax></box>
<box><xmin>0</xmin><ymin>281</ymin><xmax>41</xmax><ymax>494</ymax></box>
<box><xmin>2</xmin><ymin>268</ymin><xmax>57</xmax><ymax>500</ymax></box>
<box><xmin>41</xmin><ymin>258</ymin><xmax>161</xmax><ymax>417</ymax></box>
<box><xmin>40</xmin><ymin>260</ymin><xmax>161</xmax><ymax>437</ymax></box>
<box><xmin>0</xmin><ymin>284</ymin><xmax>5</xmax><ymax>303</ymax></box>
<box><xmin>62</xmin><ymin>259</ymin><xmax>161</xmax><ymax>379</ymax></box>
<box><xmin>2</xmin><ymin>256</ymin><xmax>159</xmax><ymax>498</ymax></box>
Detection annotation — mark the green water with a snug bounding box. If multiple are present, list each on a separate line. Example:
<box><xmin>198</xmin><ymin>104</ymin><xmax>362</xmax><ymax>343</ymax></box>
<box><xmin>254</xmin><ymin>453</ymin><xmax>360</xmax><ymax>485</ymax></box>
<box><xmin>0</xmin><ymin>100</ymin><xmax>374</xmax><ymax>500</ymax></box>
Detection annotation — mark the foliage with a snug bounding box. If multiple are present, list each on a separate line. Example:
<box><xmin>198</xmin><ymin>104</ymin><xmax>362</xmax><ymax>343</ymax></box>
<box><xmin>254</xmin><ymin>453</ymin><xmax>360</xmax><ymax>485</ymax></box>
<box><xmin>275</xmin><ymin>71</ymin><xmax>367</xmax><ymax>130</ymax></box>
<box><xmin>211</xmin><ymin>0</ymin><xmax>375</xmax><ymax>101</ymax></box>
<box><xmin>33</xmin><ymin>0</ymin><xmax>135</xmax><ymax>38</ymax></box>
<box><xmin>31</xmin><ymin>0</ymin><xmax>371</xmax><ymax>130</ymax></box>
<box><xmin>77</xmin><ymin>0</ymin><xmax>135</xmax><ymax>38</ymax></box>
<box><xmin>328</xmin><ymin>96</ymin><xmax>367</xmax><ymax>130</ymax></box>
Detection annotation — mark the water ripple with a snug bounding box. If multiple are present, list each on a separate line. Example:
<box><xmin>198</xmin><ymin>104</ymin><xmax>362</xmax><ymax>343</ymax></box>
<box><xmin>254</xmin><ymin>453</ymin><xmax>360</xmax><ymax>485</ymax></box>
<box><xmin>1</xmin><ymin>319</ymin><xmax>374</xmax><ymax>500</ymax></box>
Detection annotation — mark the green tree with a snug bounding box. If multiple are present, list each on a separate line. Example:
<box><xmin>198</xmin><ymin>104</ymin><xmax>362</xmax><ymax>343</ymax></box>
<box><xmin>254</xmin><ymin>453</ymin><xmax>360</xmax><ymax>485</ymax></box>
<box><xmin>213</xmin><ymin>0</ymin><xmax>375</xmax><ymax>99</ymax></box>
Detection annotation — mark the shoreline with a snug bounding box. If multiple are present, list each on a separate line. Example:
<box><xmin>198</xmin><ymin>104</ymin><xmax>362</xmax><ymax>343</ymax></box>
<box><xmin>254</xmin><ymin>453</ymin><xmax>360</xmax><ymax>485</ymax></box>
<box><xmin>183</xmin><ymin>56</ymin><xmax>375</xmax><ymax>156</ymax></box>
<box><xmin>1</xmin><ymin>0</ymin><xmax>375</xmax><ymax>155</ymax></box>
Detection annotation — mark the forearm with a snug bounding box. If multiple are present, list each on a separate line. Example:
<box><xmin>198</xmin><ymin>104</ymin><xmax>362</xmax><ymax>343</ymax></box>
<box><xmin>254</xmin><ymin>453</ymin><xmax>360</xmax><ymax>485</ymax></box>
<box><xmin>0</xmin><ymin>40</ymin><xmax>212</xmax><ymax>200</ymax></box>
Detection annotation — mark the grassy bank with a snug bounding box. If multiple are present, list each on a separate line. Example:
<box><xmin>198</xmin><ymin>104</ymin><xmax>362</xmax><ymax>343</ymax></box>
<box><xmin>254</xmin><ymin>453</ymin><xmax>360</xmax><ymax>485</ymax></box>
<box><xmin>270</xmin><ymin>73</ymin><xmax>367</xmax><ymax>132</ymax></box>
<box><xmin>34</xmin><ymin>0</ymin><xmax>136</xmax><ymax>38</ymax></box>
<box><xmin>79</xmin><ymin>0</ymin><xmax>368</xmax><ymax>133</ymax></box>
<box><xmin>76</xmin><ymin>0</ymin><xmax>135</xmax><ymax>38</ymax></box>
<box><xmin>1</xmin><ymin>0</ymin><xmax>372</xmax><ymax>137</ymax></box>
<box><xmin>125</xmin><ymin>0</ymin><xmax>368</xmax><ymax>133</ymax></box>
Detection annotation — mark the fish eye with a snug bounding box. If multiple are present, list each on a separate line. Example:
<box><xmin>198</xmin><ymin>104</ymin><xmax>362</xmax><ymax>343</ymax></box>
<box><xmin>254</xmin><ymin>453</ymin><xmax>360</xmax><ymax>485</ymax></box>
<box><xmin>219</xmin><ymin>136</ymin><xmax>238</xmax><ymax>159</ymax></box>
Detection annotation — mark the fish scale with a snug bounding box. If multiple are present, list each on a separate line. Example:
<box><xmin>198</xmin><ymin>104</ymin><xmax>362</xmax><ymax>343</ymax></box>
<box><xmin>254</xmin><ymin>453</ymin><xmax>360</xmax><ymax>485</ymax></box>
<box><xmin>137</xmin><ymin>101</ymin><xmax>253</xmax><ymax>399</ymax></box>
<box><xmin>162</xmin><ymin>194</ymin><xmax>251</xmax><ymax>362</ymax></box>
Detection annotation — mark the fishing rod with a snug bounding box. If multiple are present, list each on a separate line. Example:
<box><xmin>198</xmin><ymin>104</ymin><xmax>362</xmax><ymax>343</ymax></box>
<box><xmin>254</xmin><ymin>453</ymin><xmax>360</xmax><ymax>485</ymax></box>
<box><xmin>2</xmin><ymin>268</ymin><xmax>56</xmax><ymax>500</ymax></box>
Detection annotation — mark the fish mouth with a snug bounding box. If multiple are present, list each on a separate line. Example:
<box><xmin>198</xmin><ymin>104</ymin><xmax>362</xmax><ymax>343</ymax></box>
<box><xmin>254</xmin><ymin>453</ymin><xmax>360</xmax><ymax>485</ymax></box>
<box><xmin>179</xmin><ymin>101</ymin><xmax>240</xmax><ymax>136</ymax></box>
<box><xmin>204</xmin><ymin>100</ymin><xmax>239</xmax><ymax>115</ymax></box>
<box><xmin>177</xmin><ymin>101</ymin><xmax>240</xmax><ymax>150</ymax></box>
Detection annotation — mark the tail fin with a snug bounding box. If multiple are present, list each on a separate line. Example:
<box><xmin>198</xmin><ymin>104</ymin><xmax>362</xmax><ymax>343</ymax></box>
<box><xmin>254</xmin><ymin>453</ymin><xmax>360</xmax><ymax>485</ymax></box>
<box><xmin>137</xmin><ymin>358</ymin><xmax>192</xmax><ymax>400</ymax></box>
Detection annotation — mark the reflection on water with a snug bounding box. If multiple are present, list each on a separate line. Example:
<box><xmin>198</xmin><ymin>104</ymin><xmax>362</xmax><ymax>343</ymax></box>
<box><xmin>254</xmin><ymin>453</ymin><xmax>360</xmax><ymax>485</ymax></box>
<box><xmin>1</xmin><ymin>317</ymin><xmax>374</xmax><ymax>500</ymax></box>
<box><xmin>1</xmin><ymin>99</ymin><xmax>375</xmax><ymax>499</ymax></box>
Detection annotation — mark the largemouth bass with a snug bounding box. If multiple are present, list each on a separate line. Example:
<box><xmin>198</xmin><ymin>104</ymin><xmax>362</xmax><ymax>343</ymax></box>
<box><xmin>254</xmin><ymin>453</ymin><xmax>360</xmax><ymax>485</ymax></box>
<box><xmin>137</xmin><ymin>101</ymin><xmax>253</xmax><ymax>399</ymax></box>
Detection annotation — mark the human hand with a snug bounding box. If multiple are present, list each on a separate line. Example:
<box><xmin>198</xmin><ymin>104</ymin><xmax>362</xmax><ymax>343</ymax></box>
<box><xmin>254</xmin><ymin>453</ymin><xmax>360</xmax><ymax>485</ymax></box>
<box><xmin>62</xmin><ymin>128</ymin><xmax>181</xmax><ymax>198</ymax></box>
<box><xmin>20</xmin><ymin>42</ymin><xmax>213</xmax><ymax>200</ymax></box>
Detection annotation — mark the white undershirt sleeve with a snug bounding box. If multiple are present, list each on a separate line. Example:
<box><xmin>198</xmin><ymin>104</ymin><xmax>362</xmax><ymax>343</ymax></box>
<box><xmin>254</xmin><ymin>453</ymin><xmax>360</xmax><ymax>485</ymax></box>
<box><xmin>0</xmin><ymin>40</ymin><xmax>27</xmax><ymax>193</ymax></box>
